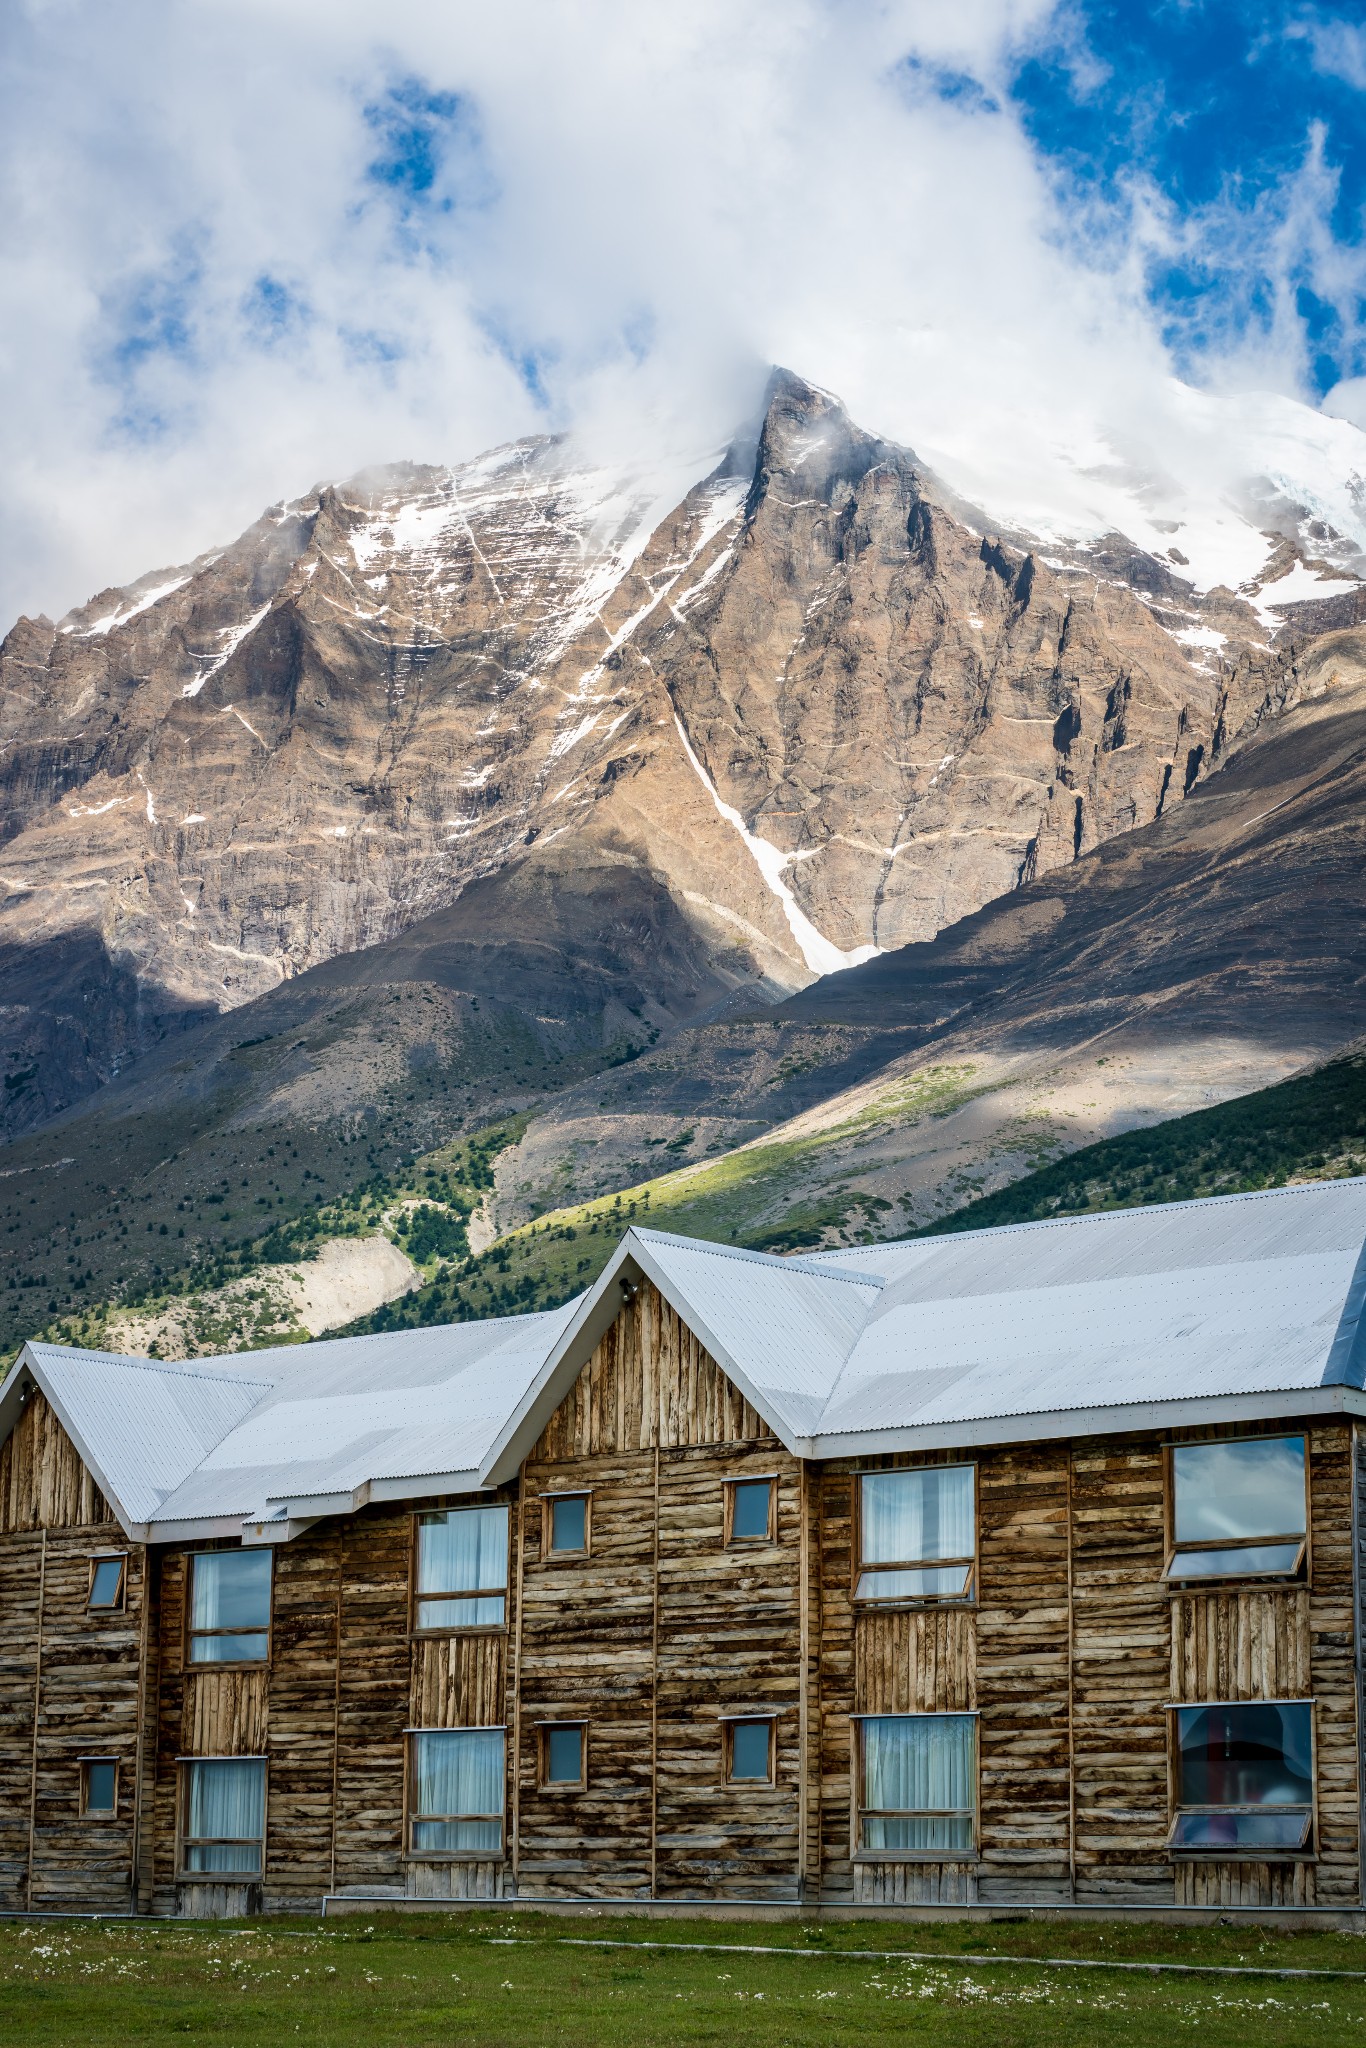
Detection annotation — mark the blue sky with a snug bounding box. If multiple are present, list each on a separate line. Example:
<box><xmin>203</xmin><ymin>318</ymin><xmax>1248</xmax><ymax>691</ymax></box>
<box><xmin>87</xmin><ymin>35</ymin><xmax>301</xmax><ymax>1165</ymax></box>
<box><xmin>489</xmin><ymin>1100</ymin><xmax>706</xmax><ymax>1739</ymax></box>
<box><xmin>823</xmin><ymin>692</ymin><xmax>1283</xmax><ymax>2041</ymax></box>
<box><xmin>2</xmin><ymin>1</ymin><xmax>1365</xmax><ymax>621</ymax></box>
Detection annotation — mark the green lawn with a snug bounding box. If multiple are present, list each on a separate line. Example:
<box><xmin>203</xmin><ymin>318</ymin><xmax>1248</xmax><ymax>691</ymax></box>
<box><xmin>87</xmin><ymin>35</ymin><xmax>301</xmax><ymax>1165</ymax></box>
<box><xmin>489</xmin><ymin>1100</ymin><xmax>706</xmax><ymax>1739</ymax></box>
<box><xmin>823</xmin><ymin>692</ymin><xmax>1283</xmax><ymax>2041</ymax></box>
<box><xmin>3</xmin><ymin>1912</ymin><xmax>1366</xmax><ymax>2047</ymax></box>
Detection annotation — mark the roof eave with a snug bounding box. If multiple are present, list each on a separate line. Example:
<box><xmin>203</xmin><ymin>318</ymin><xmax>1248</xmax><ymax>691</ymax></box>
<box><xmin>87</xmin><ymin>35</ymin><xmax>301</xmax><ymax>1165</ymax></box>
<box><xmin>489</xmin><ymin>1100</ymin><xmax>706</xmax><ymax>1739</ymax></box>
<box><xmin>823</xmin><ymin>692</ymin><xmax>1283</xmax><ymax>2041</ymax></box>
<box><xmin>807</xmin><ymin>1383</ymin><xmax>1366</xmax><ymax>1462</ymax></box>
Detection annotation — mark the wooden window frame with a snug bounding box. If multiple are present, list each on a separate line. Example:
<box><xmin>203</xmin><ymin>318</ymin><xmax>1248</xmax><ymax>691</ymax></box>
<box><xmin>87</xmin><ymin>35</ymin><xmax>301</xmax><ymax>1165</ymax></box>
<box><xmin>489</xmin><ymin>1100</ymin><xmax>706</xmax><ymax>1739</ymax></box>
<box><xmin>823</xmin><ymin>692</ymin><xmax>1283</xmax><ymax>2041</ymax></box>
<box><xmin>540</xmin><ymin>1489</ymin><xmax>593</xmax><ymax>1561</ymax></box>
<box><xmin>535</xmin><ymin>1719</ymin><xmax>588</xmax><ymax>1792</ymax></box>
<box><xmin>409</xmin><ymin>1505</ymin><xmax>511</xmax><ymax>1638</ymax></box>
<box><xmin>403</xmin><ymin>1726</ymin><xmax>508</xmax><ymax>1862</ymax></box>
<box><xmin>850</xmin><ymin>1711</ymin><xmax>980</xmax><ymax>1865</ymax></box>
<box><xmin>723</xmin><ymin>1474</ymin><xmax>777</xmax><ymax>1548</ymax></box>
<box><xmin>78</xmin><ymin>1757</ymin><xmax>120</xmax><ymax>1820</ymax></box>
<box><xmin>851</xmin><ymin>1461</ymin><xmax>979</xmax><ymax>1608</ymax></box>
<box><xmin>87</xmin><ymin>1553</ymin><xmax>128</xmax><ymax>1612</ymax></box>
<box><xmin>720</xmin><ymin>1713</ymin><xmax>777</xmax><ymax>1787</ymax></box>
<box><xmin>174</xmin><ymin>1756</ymin><xmax>268</xmax><ymax>1881</ymax></box>
<box><xmin>184</xmin><ymin>1548</ymin><xmax>273</xmax><ymax>1669</ymax></box>
<box><xmin>1163</xmin><ymin>1698</ymin><xmax>1317</xmax><ymax>1861</ymax></box>
<box><xmin>1161</xmin><ymin>1435</ymin><xmax>1311</xmax><ymax>1589</ymax></box>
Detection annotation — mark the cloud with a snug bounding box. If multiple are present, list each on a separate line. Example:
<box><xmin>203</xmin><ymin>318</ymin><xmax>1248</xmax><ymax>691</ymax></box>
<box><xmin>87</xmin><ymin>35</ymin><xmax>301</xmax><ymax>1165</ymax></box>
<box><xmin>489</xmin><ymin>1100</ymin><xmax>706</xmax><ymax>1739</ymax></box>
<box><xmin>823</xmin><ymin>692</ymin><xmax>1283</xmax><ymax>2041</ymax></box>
<box><xmin>1</xmin><ymin>0</ymin><xmax>1364</xmax><ymax>624</ymax></box>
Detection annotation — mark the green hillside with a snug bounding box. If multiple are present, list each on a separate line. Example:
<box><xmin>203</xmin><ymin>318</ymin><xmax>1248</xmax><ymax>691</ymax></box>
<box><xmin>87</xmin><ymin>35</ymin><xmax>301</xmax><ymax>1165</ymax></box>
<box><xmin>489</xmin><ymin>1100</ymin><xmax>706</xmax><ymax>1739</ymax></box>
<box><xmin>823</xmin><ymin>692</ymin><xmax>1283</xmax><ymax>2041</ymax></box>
<box><xmin>920</xmin><ymin>1047</ymin><xmax>1366</xmax><ymax>1235</ymax></box>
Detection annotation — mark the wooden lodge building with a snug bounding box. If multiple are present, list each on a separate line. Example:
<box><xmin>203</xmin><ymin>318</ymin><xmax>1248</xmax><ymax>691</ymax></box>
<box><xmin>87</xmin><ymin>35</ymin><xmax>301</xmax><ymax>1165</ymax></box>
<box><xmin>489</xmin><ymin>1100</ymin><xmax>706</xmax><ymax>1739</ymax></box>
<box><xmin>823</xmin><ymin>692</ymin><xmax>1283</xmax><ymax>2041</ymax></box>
<box><xmin>3</xmin><ymin>1179</ymin><xmax>1366</xmax><ymax>1922</ymax></box>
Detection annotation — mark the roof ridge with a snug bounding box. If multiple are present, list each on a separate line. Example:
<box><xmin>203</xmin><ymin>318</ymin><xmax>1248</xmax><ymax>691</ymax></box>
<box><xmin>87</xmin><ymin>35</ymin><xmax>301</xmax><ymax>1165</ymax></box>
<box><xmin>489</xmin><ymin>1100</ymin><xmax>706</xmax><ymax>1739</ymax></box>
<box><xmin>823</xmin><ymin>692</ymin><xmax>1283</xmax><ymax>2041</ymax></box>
<box><xmin>630</xmin><ymin>1226</ymin><xmax>883</xmax><ymax>1290</ymax></box>
<box><xmin>27</xmin><ymin>1343</ymin><xmax>273</xmax><ymax>1390</ymax></box>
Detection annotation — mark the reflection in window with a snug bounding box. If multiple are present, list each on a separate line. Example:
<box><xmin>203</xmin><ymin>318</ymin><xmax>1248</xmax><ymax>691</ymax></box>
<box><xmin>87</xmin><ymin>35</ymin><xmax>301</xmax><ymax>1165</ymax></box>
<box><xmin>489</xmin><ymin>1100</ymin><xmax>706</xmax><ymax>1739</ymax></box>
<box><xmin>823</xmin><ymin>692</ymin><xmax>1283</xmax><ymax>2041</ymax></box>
<box><xmin>415</xmin><ymin>1507</ymin><xmax>509</xmax><ymax>1629</ymax></box>
<box><xmin>859</xmin><ymin>1715</ymin><xmax>976</xmax><ymax>1853</ymax></box>
<box><xmin>88</xmin><ymin>1557</ymin><xmax>127</xmax><ymax>1610</ymax></box>
<box><xmin>188</xmin><ymin>1550</ymin><xmax>272</xmax><ymax>1663</ymax></box>
<box><xmin>728</xmin><ymin>1479</ymin><xmax>773</xmax><ymax>1544</ymax></box>
<box><xmin>409</xmin><ymin>1730</ymin><xmax>504</xmax><ymax>1853</ymax></box>
<box><xmin>81</xmin><ymin>1759</ymin><xmax>118</xmax><ymax>1818</ymax></box>
<box><xmin>547</xmin><ymin>1494</ymin><xmax>588</xmax><ymax>1555</ymax></box>
<box><xmin>1167</xmin><ymin>1438</ymin><xmax>1307</xmax><ymax>1582</ymax></box>
<box><xmin>181</xmin><ymin>1758</ymin><xmax>266</xmax><ymax>1873</ymax></box>
<box><xmin>1169</xmin><ymin>1701</ymin><xmax>1313</xmax><ymax>1852</ymax></box>
<box><xmin>726</xmin><ymin>1719</ymin><xmax>773</xmax><ymax>1783</ymax></box>
<box><xmin>857</xmin><ymin>1467</ymin><xmax>975</xmax><ymax>1601</ymax></box>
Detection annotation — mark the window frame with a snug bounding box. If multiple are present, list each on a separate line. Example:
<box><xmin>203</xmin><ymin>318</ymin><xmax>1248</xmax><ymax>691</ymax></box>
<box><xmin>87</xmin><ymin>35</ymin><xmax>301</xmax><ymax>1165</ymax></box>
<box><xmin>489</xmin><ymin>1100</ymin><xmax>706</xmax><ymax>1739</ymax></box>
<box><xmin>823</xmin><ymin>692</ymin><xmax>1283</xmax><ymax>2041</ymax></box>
<box><xmin>404</xmin><ymin>1726</ymin><xmax>508</xmax><ymax>1862</ymax></box>
<box><xmin>87</xmin><ymin>1553</ymin><xmax>128</xmax><ymax>1613</ymax></box>
<box><xmin>851</xmin><ymin>1711</ymin><xmax>980</xmax><ymax>1863</ymax></box>
<box><xmin>723</xmin><ymin>1474</ymin><xmax>778</xmax><ymax>1548</ymax></box>
<box><xmin>409</xmin><ymin>1504</ymin><xmax>511</xmax><ymax>1637</ymax></box>
<box><xmin>1164</xmin><ymin>1698</ymin><xmax>1317</xmax><ymax>1861</ymax></box>
<box><xmin>184</xmin><ymin>1548</ymin><xmax>273</xmax><ymax>1668</ymax></box>
<box><xmin>720</xmin><ymin>1713</ymin><xmax>777</xmax><ymax>1787</ymax></box>
<box><xmin>79</xmin><ymin>1757</ymin><xmax>120</xmax><ymax>1820</ymax></box>
<box><xmin>540</xmin><ymin>1490</ymin><xmax>593</xmax><ymax>1561</ymax></box>
<box><xmin>535</xmin><ymin>1719</ymin><xmax>588</xmax><ymax>1792</ymax></box>
<box><xmin>852</xmin><ymin>1462</ymin><xmax>979</xmax><ymax>1607</ymax></box>
<box><xmin>175</xmin><ymin>1755</ymin><xmax>269</xmax><ymax>1880</ymax></box>
<box><xmin>1161</xmin><ymin>1435</ymin><xmax>1311</xmax><ymax>1589</ymax></box>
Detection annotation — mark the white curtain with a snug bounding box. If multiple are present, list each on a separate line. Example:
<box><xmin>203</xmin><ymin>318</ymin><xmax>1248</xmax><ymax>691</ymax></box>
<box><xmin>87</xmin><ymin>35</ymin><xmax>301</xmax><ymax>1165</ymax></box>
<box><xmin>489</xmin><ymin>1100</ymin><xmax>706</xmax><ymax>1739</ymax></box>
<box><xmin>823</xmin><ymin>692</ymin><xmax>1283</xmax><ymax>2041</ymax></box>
<box><xmin>183</xmin><ymin>1759</ymin><xmax>266</xmax><ymax>1872</ymax></box>
<box><xmin>412</xmin><ymin>1730</ymin><xmax>504</xmax><ymax>1853</ymax></box>
<box><xmin>861</xmin><ymin>1468</ymin><xmax>973</xmax><ymax>1564</ymax></box>
<box><xmin>862</xmin><ymin>1716</ymin><xmax>974</xmax><ymax>1852</ymax></box>
<box><xmin>191</xmin><ymin>1550</ymin><xmax>272</xmax><ymax>1630</ymax></box>
<box><xmin>417</xmin><ymin>1507</ymin><xmax>508</xmax><ymax>1627</ymax></box>
<box><xmin>1172</xmin><ymin>1437</ymin><xmax>1305</xmax><ymax>1545</ymax></box>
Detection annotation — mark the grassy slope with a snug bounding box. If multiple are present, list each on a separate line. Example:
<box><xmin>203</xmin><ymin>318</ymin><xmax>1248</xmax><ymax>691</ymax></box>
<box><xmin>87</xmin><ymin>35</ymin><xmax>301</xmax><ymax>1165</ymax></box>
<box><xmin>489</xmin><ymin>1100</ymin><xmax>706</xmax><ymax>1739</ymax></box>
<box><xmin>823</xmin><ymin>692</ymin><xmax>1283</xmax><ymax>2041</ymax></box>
<box><xmin>344</xmin><ymin>1048</ymin><xmax>1366</xmax><ymax>1334</ymax></box>
<box><xmin>2</xmin><ymin>1912</ymin><xmax>1364</xmax><ymax>2048</ymax></box>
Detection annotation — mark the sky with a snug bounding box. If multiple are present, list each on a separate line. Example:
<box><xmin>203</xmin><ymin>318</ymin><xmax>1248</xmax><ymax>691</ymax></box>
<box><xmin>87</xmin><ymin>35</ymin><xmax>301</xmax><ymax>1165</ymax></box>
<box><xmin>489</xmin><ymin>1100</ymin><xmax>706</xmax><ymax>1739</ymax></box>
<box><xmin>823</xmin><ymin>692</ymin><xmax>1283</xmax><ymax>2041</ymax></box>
<box><xmin>2</xmin><ymin>0</ymin><xmax>1365</xmax><ymax>623</ymax></box>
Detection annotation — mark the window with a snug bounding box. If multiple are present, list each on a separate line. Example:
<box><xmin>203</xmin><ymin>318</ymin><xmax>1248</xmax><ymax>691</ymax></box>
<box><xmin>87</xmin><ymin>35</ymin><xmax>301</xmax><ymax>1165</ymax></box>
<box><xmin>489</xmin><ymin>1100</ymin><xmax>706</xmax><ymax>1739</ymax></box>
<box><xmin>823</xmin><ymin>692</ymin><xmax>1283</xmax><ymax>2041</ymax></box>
<box><xmin>80</xmin><ymin>1759</ymin><xmax>118</xmax><ymax>1818</ymax></box>
<box><xmin>857</xmin><ymin>1466</ymin><xmax>975</xmax><ymax>1601</ymax></box>
<box><xmin>1169</xmin><ymin>1702</ymin><xmax>1314</xmax><ymax>1853</ymax></box>
<box><xmin>188</xmin><ymin>1550</ymin><xmax>272</xmax><ymax>1664</ymax></box>
<box><xmin>88</xmin><ymin>1556</ymin><xmax>127</xmax><ymax>1611</ymax></box>
<box><xmin>857</xmin><ymin>1715</ymin><xmax>977</xmax><ymax>1855</ymax></box>
<box><xmin>725</xmin><ymin>1718</ymin><xmax>775</xmax><ymax>1784</ymax></box>
<box><xmin>538</xmin><ymin>1722</ymin><xmax>586</xmax><ymax>1789</ymax></box>
<box><xmin>414</xmin><ymin>1507</ymin><xmax>509</xmax><ymax>1630</ymax></box>
<box><xmin>1166</xmin><ymin>1437</ymin><xmax>1307</xmax><ymax>1582</ymax></box>
<box><xmin>180</xmin><ymin>1758</ymin><xmax>267</xmax><ymax>1874</ymax></box>
<box><xmin>543</xmin><ymin>1492</ymin><xmax>590</xmax><ymax>1557</ymax></box>
<box><xmin>725</xmin><ymin>1477</ymin><xmax>774</xmax><ymax>1545</ymax></box>
<box><xmin>409</xmin><ymin>1729</ymin><xmax>505</xmax><ymax>1854</ymax></box>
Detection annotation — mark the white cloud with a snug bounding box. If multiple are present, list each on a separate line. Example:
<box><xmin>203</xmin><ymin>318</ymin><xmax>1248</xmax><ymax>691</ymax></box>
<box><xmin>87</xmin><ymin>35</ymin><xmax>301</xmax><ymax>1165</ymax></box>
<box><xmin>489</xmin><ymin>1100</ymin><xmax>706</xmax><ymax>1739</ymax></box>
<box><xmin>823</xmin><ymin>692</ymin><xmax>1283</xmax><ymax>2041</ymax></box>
<box><xmin>0</xmin><ymin>0</ymin><xmax>1363</xmax><ymax>625</ymax></box>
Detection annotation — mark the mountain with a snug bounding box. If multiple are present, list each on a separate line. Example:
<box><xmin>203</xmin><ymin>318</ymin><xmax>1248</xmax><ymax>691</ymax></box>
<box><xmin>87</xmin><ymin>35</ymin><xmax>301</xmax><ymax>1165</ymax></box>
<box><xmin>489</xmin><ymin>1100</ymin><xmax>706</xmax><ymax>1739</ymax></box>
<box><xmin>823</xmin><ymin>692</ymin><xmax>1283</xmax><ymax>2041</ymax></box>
<box><xmin>5</xmin><ymin>369</ymin><xmax>1354</xmax><ymax>1143</ymax></box>
<box><xmin>3</xmin><ymin>368</ymin><xmax>1366</xmax><ymax>1356</ymax></box>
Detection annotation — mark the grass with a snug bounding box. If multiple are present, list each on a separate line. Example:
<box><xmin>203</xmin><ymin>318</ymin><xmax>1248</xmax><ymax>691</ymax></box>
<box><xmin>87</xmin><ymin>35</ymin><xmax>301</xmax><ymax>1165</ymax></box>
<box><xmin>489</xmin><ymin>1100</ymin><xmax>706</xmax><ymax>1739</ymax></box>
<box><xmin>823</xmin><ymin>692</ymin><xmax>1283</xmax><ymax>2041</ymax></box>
<box><xmin>922</xmin><ymin>1048</ymin><xmax>1366</xmax><ymax>1237</ymax></box>
<box><xmin>3</xmin><ymin>1911</ymin><xmax>1366</xmax><ymax>2047</ymax></box>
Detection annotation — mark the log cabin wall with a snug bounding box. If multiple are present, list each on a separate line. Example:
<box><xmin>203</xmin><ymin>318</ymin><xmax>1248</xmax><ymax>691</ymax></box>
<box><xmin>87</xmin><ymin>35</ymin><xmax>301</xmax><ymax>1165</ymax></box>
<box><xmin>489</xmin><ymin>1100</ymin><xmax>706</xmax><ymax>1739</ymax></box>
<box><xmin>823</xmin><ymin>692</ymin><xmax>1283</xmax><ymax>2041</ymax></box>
<box><xmin>0</xmin><ymin>1391</ymin><xmax>144</xmax><ymax>1914</ymax></box>
<box><xmin>820</xmin><ymin>1419</ymin><xmax>1360</xmax><ymax>1910</ymax></box>
<box><xmin>516</xmin><ymin>1280</ymin><xmax>804</xmax><ymax>1901</ymax></box>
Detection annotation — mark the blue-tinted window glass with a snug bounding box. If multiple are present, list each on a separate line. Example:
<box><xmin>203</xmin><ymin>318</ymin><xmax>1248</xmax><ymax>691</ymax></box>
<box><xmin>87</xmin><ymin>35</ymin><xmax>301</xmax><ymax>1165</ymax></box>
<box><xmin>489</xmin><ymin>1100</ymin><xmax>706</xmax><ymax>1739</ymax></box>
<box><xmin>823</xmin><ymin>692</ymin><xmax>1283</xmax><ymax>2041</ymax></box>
<box><xmin>545</xmin><ymin>1725</ymin><xmax>583</xmax><ymax>1783</ymax></box>
<box><xmin>89</xmin><ymin>1558</ymin><xmax>124</xmax><ymax>1608</ymax></box>
<box><xmin>729</xmin><ymin>1720</ymin><xmax>771</xmax><ymax>1781</ymax></box>
<box><xmin>549</xmin><ymin>1495</ymin><xmax>587</xmax><ymax>1553</ymax></box>
<box><xmin>84</xmin><ymin>1761</ymin><xmax>117</xmax><ymax>1814</ymax></box>
<box><xmin>730</xmin><ymin>1480</ymin><xmax>771</xmax><ymax>1542</ymax></box>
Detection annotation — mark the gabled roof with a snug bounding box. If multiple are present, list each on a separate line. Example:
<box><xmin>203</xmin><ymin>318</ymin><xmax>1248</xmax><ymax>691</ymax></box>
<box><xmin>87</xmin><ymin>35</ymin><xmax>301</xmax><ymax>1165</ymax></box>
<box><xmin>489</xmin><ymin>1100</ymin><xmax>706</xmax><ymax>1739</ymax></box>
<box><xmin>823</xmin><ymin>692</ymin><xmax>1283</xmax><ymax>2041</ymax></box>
<box><xmin>485</xmin><ymin>1179</ymin><xmax>1366</xmax><ymax>1473</ymax></box>
<box><xmin>4</xmin><ymin>1177</ymin><xmax>1365</xmax><ymax>1542</ymax></box>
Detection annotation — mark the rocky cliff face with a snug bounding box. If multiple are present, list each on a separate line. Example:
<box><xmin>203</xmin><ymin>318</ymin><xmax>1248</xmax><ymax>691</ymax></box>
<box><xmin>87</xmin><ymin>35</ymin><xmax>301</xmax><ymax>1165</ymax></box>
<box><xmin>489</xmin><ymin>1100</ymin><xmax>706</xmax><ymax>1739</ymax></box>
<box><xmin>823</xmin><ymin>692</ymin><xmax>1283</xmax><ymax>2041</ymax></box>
<box><xmin>0</xmin><ymin>371</ymin><xmax>1351</xmax><ymax>1138</ymax></box>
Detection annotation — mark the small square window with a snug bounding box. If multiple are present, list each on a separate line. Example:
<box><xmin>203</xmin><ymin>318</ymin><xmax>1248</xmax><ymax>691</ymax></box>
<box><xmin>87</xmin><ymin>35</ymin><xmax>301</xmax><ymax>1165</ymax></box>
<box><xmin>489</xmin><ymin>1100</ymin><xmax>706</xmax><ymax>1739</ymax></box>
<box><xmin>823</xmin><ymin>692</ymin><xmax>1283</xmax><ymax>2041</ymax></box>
<box><xmin>539</xmin><ymin>1723</ymin><xmax>586</xmax><ymax>1789</ymax></box>
<box><xmin>726</xmin><ymin>1479</ymin><xmax>773</xmax><ymax>1545</ymax></box>
<box><xmin>80</xmin><ymin>1759</ymin><xmax>118</xmax><ymax>1818</ymax></box>
<box><xmin>726</xmin><ymin>1719</ymin><xmax>774</xmax><ymax>1783</ymax></box>
<box><xmin>88</xmin><ymin>1557</ymin><xmax>127</xmax><ymax>1610</ymax></box>
<box><xmin>545</xmin><ymin>1493</ymin><xmax>589</xmax><ymax>1556</ymax></box>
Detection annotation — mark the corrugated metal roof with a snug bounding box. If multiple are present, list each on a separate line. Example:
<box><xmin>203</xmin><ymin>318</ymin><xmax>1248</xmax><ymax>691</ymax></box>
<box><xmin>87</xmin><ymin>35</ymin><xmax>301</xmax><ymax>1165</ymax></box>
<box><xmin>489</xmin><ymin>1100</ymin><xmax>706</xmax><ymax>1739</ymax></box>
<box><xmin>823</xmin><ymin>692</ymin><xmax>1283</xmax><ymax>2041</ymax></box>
<box><xmin>8</xmin><ymin>1179</ymin><xmax>1366</xmax><ymax>1535</ymax></box>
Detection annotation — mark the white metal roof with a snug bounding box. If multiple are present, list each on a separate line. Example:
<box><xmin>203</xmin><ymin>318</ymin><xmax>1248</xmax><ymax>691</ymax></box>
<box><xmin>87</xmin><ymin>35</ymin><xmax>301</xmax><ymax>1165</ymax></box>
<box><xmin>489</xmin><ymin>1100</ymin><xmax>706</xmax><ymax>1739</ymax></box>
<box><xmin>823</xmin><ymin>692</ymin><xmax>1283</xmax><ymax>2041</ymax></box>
<box><xmin>4</xmin><ymin>1178</ymin><xmax>1365</xmax><ymax>1539</ymax></box>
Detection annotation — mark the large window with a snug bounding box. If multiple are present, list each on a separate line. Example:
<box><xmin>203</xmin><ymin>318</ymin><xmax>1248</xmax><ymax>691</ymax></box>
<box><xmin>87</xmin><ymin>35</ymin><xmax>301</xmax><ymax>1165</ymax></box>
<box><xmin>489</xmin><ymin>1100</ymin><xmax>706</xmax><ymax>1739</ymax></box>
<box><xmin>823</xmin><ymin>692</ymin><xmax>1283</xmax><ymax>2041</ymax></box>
<box><xmin>409</xmin><ymin>1729</ymin><xmax>505</xmax><ymax>1854</ymax></box>
<box><xmin>858</xmin><ymin>1714</ymin><xmax>977</xmax><ymax>1855</ymax></box>
<box><xmin>1166</xmin><ymin>1437</ymin><xmax>1307</xmax><ymax>1582</ymax></box>
<box><xmin>857</xmin><ymin>1466</ymin><xmax>975</xmax><ymax>1601</ymax></box>
<box><xmin>188</xmin><ymin>1550</ymin><xmax>272</xmax><ymax>1664</ymax></box>
<box><xmin>1169</xmin><ymin>1702</ymin><xmax>1314</xmax><ymax>1853</ymax></box>
<box><xmin>180</xmin><ymin>1758</ymin><xmax>267</xmax><ymax>1874</ymax></box>
<box><xmin>414</xmin><ymin>1507</ymin><xmax>509</xmax><ymax>1630</ymax></box>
